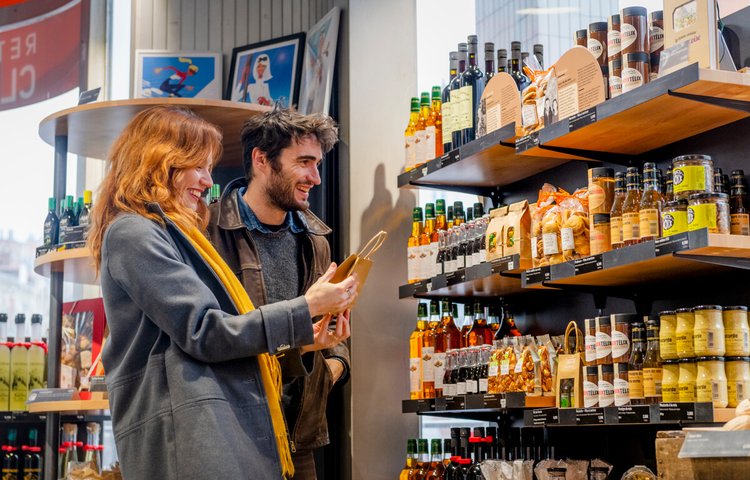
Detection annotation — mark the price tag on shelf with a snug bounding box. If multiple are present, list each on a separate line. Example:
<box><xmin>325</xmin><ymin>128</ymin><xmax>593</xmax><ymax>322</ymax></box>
<box><xmin>568</xmin><ymin>107</ymin><xmax>597</xmax><ymax>132</ymax></box>
<box><xmin>655</xmin><ymin>232</ymin><xmax>690</xmax><ymax>256</ymax></box>
<box><xmin>530</xmin><ymin>408</ymin><xmax>559</xmax><ymax>426</ymax></box>
<box><xmin>616</xmin><ymin>405</ymin><xmax>651</xmax><ymax>424</ymax></box>
<box><xmin>575</xmin><ymin>408</ymin><xmax>605</xmax><ymax>425</ymax></box>
<box><xmin>574</xmin><ymin>255</ymin><xmax>603</xmax><ymax>275</ymax></box>
<box><xmin>515</xmin><ymin>132</ymin><xmax>540</xmax><ymax>153</ymax></box>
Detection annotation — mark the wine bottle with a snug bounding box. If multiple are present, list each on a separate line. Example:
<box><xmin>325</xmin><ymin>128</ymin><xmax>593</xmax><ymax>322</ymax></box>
<box><xmin>43</xmin><ymin>197</ymin><xmax>59</xmax><ymax>246</ymax></box>
<box><xmin>450</xmin><ymin>43</ymin><xmax>468</xmax><ymax>149</ymax></box>
<box><xmin>460</xmin><ymin>35</ymin><xmax>484</xmax><ymax>145</ymax></box>
<box><xmin>442</xmin><ymin>51</ymin><xmax>459</xmax><ymax>153</ymax></box>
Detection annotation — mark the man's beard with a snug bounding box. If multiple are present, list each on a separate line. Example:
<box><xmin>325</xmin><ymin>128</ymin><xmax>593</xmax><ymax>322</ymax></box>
<box><xmin>265</xmin><ymin>169</ymin><xmax>310</xmax><ymax>212</ymax></box>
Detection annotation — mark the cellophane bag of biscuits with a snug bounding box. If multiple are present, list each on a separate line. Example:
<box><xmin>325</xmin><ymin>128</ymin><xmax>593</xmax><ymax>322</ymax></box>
<box><xmin>559</xmin><ymin>188</ymin><xmax>591</xmax><ymax>261</ymax></box>
<box><xmin>487</xmin><ymin>340</ymin><xmax>505</xmax><ymax>394</ymax></box>
<box><xmin>531</xmin><ymin>184</ymin><xmax>559</xmax><ymax>267</ymax></box>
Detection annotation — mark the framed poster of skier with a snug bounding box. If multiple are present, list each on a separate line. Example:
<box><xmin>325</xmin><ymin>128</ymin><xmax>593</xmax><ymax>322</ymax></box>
<box><xmin>133</xmin><ymin>50</ymin><xmax>222</xmax><ymax>99</ymax></box>
<box><xmin>225</xmin><ymin>32</ymin><xmax>305</xmax><ymax>108</ymax></box>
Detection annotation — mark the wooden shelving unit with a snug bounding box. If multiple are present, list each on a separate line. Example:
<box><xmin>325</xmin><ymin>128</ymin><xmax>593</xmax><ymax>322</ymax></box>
<box><xmin>33</xmin><ymin>248</ymin><xmax>97</xmax><ymax>285</ymax></box>
<box><xmin>27</xmin><ymin>399</ymin><xmax>109</xmax><ymax>414</ymax></box>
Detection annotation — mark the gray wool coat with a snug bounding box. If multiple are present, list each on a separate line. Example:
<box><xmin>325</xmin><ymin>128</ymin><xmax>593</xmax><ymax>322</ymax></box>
<box><xmin>100</xmin><ymin>206</ymin><xmax>313</xmax><ymax>479</ymax></box>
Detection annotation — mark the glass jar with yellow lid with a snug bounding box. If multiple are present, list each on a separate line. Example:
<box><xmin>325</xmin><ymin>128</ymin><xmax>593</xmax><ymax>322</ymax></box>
<box><xmin>662</xmin><ymin>200</ymin><xmax>688</xmax><ymax>236</ymax></box>
<box><xmin>659</xmin><ymin>310</ymin><xmax>677</xmax><ymax>360</ymax></box>
<box><xmin>726</xmin><ymin>357</ymin><xmax>750</xmax><ymax>408</ymax></box>
<box><xmin>724</xmin><ymin>306</ymin><xmax>750</xmax><ymax>356</ymax></box>
<box><xmin>675</xmin><ymin>307</ymin><xmax>695</xmax><ymax>358</ymax></box>
<box><xmin>678</xmin><ymin>358</ymin><xmax>697</xmax><ymax>402</ymax></box>
<box><xmin>693</xmin><ymin>305</ymin><xmax>725</xmax><ymax>356</ymax></box>
<box><xmin>695</xmin><ymin>356</ymin><xmax>728</xmax><ymax>408</ymax></box>
<box><xmin>661</xmin><ymin>359</ymin><xmax>680</xmax><ymax>402</ymax></box>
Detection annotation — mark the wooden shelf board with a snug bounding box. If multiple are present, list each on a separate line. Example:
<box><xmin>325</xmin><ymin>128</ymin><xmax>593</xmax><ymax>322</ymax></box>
<box><xmin>33</xmin><ymin>247</ymin><xmax>98</xmax><ymax>285</ymax></box>
<box><xmin>713</xmin><ymin>408</ymin><xmax>737</xmax><ymax>423</ymax></box>
<box><xmin>683</xmin><ymin>233</ymin><xmax>750</xmax><ymax>258</ymax></box>
<box><xmin>27</xmin><ymin>399</ymin><xmax>109</xmax><ymax>413</ymax></box>
<box><xmin>38</xmin><ymin>98</ymin><xmax>271</xmax><ymax>167</ymax></box>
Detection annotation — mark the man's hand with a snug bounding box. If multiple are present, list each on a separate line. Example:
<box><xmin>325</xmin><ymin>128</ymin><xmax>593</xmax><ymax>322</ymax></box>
<box><xmin>300</xmin><ymin>309</ymin><xmax>351</xmax><ymax>354</ymax></box>
<box><xmin>304</xmin><ymin>263</ymin><xmax>359</xmax><ymax>317</ymax></box>
<box><xmin>325</xmin><ymin>358</ymin><xmax>345</xmax><ymax>384</ymax></box>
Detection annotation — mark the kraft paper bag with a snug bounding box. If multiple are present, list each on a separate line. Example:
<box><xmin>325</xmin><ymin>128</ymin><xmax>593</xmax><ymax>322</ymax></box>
<box><xmin>331</xmin><ymin>230</ymin><xmax>387</xmax><ymax>300</ymax></box>
<box><xmin>556</xmin><ymin>320</ymin><xmax>584</xmax><ymax>408</ymax></box>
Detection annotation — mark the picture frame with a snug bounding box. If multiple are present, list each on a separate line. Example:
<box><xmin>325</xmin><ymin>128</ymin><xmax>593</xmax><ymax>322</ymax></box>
<box><xmin>225</xmin><ymin>32</ymin><xmax>306</xmax><ymax>108</ymax></box>
<box><xmin>298</xmin><ymin>7</ymin><xmax>341</xmax><ymax>115</ymax></box>
<box><xmin>133</xmin><ymin>50</ymin><xmax>223</xmax><ymax>99</ymax></box>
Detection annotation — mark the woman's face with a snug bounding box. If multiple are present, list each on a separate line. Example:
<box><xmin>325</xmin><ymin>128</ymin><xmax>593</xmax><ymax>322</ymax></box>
<box><xmin>174</xmin><ymin>157</ymin><xmax>213</xmax><ymax>211</ymax></box>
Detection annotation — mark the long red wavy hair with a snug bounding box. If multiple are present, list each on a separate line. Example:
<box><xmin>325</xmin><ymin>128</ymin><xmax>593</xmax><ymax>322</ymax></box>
<box><xmin>88</xmin><ymin>106</ymin><xmax>223</xmax><ymax>272</ymax></box>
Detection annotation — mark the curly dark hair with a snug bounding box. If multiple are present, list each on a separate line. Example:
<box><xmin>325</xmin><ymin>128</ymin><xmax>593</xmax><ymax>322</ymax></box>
<box><xmin>240</xmin><ymin>108</ymin><xmax>338</xmax><ymax>183</ymax></box>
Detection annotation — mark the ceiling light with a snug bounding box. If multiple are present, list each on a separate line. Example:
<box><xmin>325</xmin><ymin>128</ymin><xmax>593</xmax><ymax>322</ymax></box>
<box><xmin>516</xmin><ymin>7</ymin><xmax>580</xmax><ymax>15</ymax></box>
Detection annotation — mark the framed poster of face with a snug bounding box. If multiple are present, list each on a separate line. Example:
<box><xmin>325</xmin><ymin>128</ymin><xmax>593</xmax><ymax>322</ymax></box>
<box><xmin>225</xmin><ymin>32</ymin><xmax>306</xmax><ymax>108</ymax></box>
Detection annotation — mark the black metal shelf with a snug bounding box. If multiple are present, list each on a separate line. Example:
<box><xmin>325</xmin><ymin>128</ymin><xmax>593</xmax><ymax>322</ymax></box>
<box><xmin>0</xmin><ymin>412</ymin><xmax>110</xmax><ymax>424</ymax></box>
<box><xmin>524</xmin><ymin>402</ymin><xmax>715</xmax><ymax>427</ymax></box>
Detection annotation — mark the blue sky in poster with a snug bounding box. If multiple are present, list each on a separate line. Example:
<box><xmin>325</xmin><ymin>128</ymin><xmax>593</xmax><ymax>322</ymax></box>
<box><xmin>140</xmin><ymin>56</ymin><xmax>216</xmax><ymax>97</ymax></box>
<box><xmin>233</xmin><ymin>43</ymin><xmax>296</xmax><ymax>107</ymax></box>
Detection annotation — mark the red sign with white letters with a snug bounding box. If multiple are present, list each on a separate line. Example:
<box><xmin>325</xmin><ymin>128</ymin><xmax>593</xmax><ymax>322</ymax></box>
<box><xmin>0</xmin><ymin>0</ymin><xmax>80</xmax><ymax>111</ymax></box>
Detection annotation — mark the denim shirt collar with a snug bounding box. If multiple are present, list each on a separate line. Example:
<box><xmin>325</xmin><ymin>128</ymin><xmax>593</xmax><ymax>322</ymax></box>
<box><xmin>236</xmin><ymin>187</ymin><xmax>307</xmax><ymax>234</ymax></box>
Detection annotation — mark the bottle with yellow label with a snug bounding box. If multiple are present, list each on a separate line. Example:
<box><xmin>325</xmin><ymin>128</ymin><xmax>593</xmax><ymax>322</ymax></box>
<box><xmin>730</xmin><ymin>170</ymin><xmax>750</xmax><ymax>235</ymax></box>
<box><xmin>621</xmin><ymin>167</ymin><xmax>642</xmax><ymax>246</ymax></box>
<box><xmin>643</xmin><ymin>318</ymin><xmax>663</xmax><ymax>404</ymax></box>
<box><xmin>639</xmin><ymin>162</ymin><xmax>663</xmax><ymax>241</ymax></box>
<box><xmin>610</xmin><ymin>172</ymin><xmax>626</xmax><ymax>249</ymax></box>
<box><xmin>628</xmin><ymin>322</ymin><xmax>646</xmax><ymax>404</ymax></box>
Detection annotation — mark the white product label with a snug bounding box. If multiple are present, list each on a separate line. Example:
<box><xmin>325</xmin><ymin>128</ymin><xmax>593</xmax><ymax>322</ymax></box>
<box><xmin>472</xmin><ymin>251</ymin><xmax>480</xmax><ymax>266</ymax></box>
<box><xmin>466</xmin><ymin>252</ymin><xmax>474</xmax><ymax>268</ymax></box>
<box><xmin>459</xmin><ymin>85</ymin><xmax>472</xmax><ymax>130</ymax></box>
<box><xmin>596</xmin><ymin>331</ymin><xmax>612</xmax><ymax>360</ymax></box>
<box><xmin>466</xmin><ymin>379</ymin><xmax>478</xmax><ymax>394</ymax></box>
<box><xmin>542</xmin><ymin>232</ymin><xmax>559</xmax><ymax>255</ymax></box>
<box><xmin>415</xmin><ymin>130</ymin><xmax>427</xmax><ymax>166</ymax></box>
<box><xmin>434</xmin><ymin>352</ymin><xmax>446</xmax><ymax>389</ymax></box>
<box><xmin>514</xmin><ymin>359</ymin><xmax>523</xmax><ymax>374</ymax></box>
<box><xmin>584</xmin><ymin>380</ymin><xmax>599</xmax><ymax>408</ymax></box>
<box><xmin>620</xmin><ymin>22</ymin><xmax>638</xmax><ymax>50</ymax></box>
<box><xmin>561</xmin><ymin>227</ymin><xmax>575</xmax><ymax>251</ymax></box>
<box><xmin>418</xmin><ymin>245</ymin><xmax>430</xmax><ymax>281</ymax></box>
<box><xmin>479</xmin><ymin>247</ymin><xmax>487</xmax><ymax>263</ymax></box>
<box><xmin>441</xmin><ymin>102</ymin><xmax>452</xmax><ymax>138</ymax></box>
<box><xmin>500</xmin><ymin>362</ymin><xmax>510</xmax><ymax>376</ymax></box>
<box><xmin>598</xmin><ymin>380</ymin><xmax>615</xmax><ymax>407</ymax></box>
<box><xmin>531</xmin><ymin>236</ymin><xmax>539</xmax><ymax>258</ymax></box>
<box><xmin>621</xmin><ymin>67</ymin><xmax>644</xmax><ymax>94</ymax></box>
<box><xmin>429</xmin><ymin>241</ymin><xmax>440</xmax><ymax>278</ymax></box>
<box><xmin>479</xmin><ymin>378</ymin><xmax>489</xmax><ymax>393</ymax></box>
<box><xmin>410</xmin><ymin>357</ymin><xmax>421</xmax><ymax>393</ymax></box>
<box><xmin>650</xmin><ymin>26</ymin><xmax>664</xmax><ymax>52</ymax></box>
<box><xmin>611</xmin><ymin>330</ymin><xmax>630</xmax><ymax>359</ymax></box>
<box><xmin>588</xmin><ymin>38</ymin><xmax>604</xmax><ymax>60</ymax></box>
<box><xmin>608</xmin><ymin>30</ymin><xmax>621</xmax><ymax>56</ymax></box>
<box><xmin>407</xmin><ymin>246</ymin><xmax>420</xmax><ymax>282</ymax></box>
<box><xmin>488</xmin><ymin>363</ymin><xmax>499</xmax><ymax>378</ymax></box>
<box><xmin>405</xmin><ymin>135</ymin><xmax>416</xmax><ymax>170</ymax></box>
<box><xmin>522</xmin><ymin>103</ymin><xmax>538</xmax><ymax>127</ymax></box>
<box><xmin>614</xmin><ymin>377</ymin><xmax>630</xmax><ymax>406</ymax></box>
<box><xmin>585</xmin><ymin>335</ymin><xmax>598</xmax><ymax>363</ymax></box>
<box><xmin>456</xmin><ymin>381</ymin><xmax>467</xmax><ymax>395</ymax></box>
<box><xmin>421</xmin><ymin>347</ymin><xmax>435</xmax><ymax>381</ymax></box>
<box><xmin>650</xmin><ymin>72</ymin><xmax>658</xmax><ymax>82</ymax></box>
<box><xmin>424</xmin><ymin>125</ymin><xmax>436</xmax><ymax>160</ymax></box>
<box><xmin>609</xmin><ymin>75</ymin><xmax>622</xmax><ymax>98</ymax></box>
<box><xmin>456</xmin><ymin>253</ymin><xmax>465</xmax><ymax>270</ymax></box>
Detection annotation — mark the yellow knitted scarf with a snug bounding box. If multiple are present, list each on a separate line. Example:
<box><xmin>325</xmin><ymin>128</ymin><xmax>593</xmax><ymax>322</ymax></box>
<box><xmin>179</xmin><ymin>224</ymin><xmax>294</xmax><ymax>478</ymax></box>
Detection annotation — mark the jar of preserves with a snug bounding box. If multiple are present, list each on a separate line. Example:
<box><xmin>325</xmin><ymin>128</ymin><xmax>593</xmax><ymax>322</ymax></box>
<box><xmin>675</xmin><ymin>308</ymin><xmax>695</xmax><ymax>358</ymax></box>
<box><xmin>588</xmin><ymin>22</ymin><xmax>609</xmax><ymax>66</ymax></box>
<box><xmin>621</xmin><ymin>6</ymin><xmax>650</xmax><ymax>55</ymax></box>
<box><xmin>589</xmin><ymin>168</ymin><xmax>616</xmax><ymax>214</ymax></box>
<box><xmin>614</xmin><ymin>362</ymin><xmax>630</xmax><ymax>406</ymax></box>
<box><xmin>693</xmin><ymin>305</ymin><xmax>725</xmax><ymax>356</ymax></box>
<box><xmin>609</xmin><ymin>57</ymin><xmax>623</xmax><ymax>98</ymax></box>
<box><xmin>598</xmin><ymin>364</ymin><xmax>615</xmax><ymax>407</ymax></box>
<box><xmin>726</xmin><ymin>357</ymin><xmax>750</xmax><ymax>408</ymax></box>
<box><xmin>591</xmin><ymin>214</ymin><xmax>612</xmax><ymax>255</ymax></box>
<box><xmin>725</xmin><ymin>306</ymin><xmax>750</xmax><ymax>356</ymax></box>
<box><xmin>688</xmin><ymin>193</ymin><xmax>730</xmax><ymax>234</ymax></box>
<box><xmin>575</xmin><ymin>30</ymin><xmax>588</xmax><ymax>48</ymax></box>
<box><xmin>585</xmin><ymin>318</ymin><xmax>597</xmax><ymax>366</ymax></box>
<box><xmin>596</xmin><ymin>315</ymin><xmax>612</xmax><ymax>365</ymax></box>
<box><xmin>621</xmin><ymin>52</ymin><xmax>651</xmax><ymax>94</ymax></box>
<box><xmin>659</xmin><ymin>310</ymin><xmax>677</xmax><ymax>360</ymax></box>
<box><xmin>662</xmin><ymin>200</ymin><xmax>688</xmax><ymax>237</ymax></box>
<box><xmin>678</xmin><ymin>358</ymin><xmax>697</xmax><ymax>402</ymax></box>
<box><xmin>612</xmin><ymin>314</ymin><xmax>636</xmax><ymax>363</ymax></box>
<box><xmin>696</xmin><ymin>356</ymin><xmax>728</xmax><ymax>408</ymax></box>
<box><xmin>584</xmin><ymin>366</ymin><xmax>600</xmax><ymax>408</ymax></box>
<box><xmin>608</xmin><ymin>13</ymin><xmax>622</xmax><ymax>64</ymax></box>
<box><xmin>672</xmin><ymin>154</ymin><xmax>714</xmax><ymax>201</ymax></box>
<box><xmin>662</xmin><ymin>359</ymin><xmax>680</xmax><ymax>402</ymax></box>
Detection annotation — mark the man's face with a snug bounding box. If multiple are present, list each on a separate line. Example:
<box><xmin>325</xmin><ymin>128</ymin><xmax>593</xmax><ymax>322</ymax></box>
<box><xmin>263</xmin><ymin>135</ymin><xmax>323</xmax><ymax>212</ymax></box>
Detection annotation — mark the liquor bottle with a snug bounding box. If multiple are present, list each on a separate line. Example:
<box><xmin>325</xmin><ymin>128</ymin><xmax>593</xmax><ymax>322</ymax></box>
<box><xmin>450</xmin><ymin>43</ymin><xmax>468</xmax><ymax>149</ymax></box>
<box><xmin>43</xmin><ymin>198</ymin><xmax>59</xmax><ymax>246</ymax></box>
<box><xmin>664</xmin><ymin>168</ymin><xmax>674</xmax><ymax>202</ymax></box>
<box><xmin>415</xmin><ymin>439</ymin><xmax>431</xmax><ymax>478</ymax></box>
<box><xmin>442</xmin><ymin>350</ymin><xmax>456</xmax><ymax>398</ymax></box>
<box><xmin>0</xmin><ymin>315</ymin><xmax>9</xmax><ymax>411</ymax></box>
<box><xmin>9</xmin><ymin>314</ymin><xmax>28</xmax><ymax>411</ymax></box>
<box><xmin>436</xmin><ymin>230</ymin><xmax>447</xmax><ymax>278</ymax></box>
<box><xmin>510</xmin><ymin>42</ymin><xmax>531</xmax><ymax>92</ymax></box>
<box><xmin>409</xmin><ymin>303</ymin><xmax>427</xmax><ymax>399</ymax></box>
<box><xmin>28</xmin><ymin>314</ymin><xmax>45</xmax><ymax>392</ymax></box>
<box><xmin>457</xmin><ymin>225</ymin><xmax>469</xmax><ymax>270</ymax></box>
<box><xmin>439</xmin><ymin>300</ymin><xmax>461</xmax><ymax>390</ymax></box>
<box><xmin>464</xmin><ymin>347</ymin><xmax>480</xmax><ymax>394</ymax></box>
<box><xmin>495</xmin><ymin>306</ymin><xmax>522</xmax><ymax>339</ymax></box>
<box><xmin>431</xmin><ymin>86</ymin><xmax>444</xmax><ymax>159</ymax></box>
<box><xmin>426</xmin><ymin>438</ymin><xmax>445</xmax><ymax>479</ymax></box>
<box><xmin>407</xmin><ymin>207</ymin><xmax>424</xmax><ymax>284</ymax></box>
<box><xmin>461</xmin><ymin>35</ymin><xmax>484</xmax><ymax>145</ymax></box>
<box><xmin>731</xmin><ymin>170</ymin><xmax>750</xmax><ymax>235</ymax></box>
<box><xmin>453</xmin><ymin>202</ymin><xmax>465</xmax><ymax>226</ymax></box>
<box><xmin>497</xmin><ymin>49</ymin><xmax>507</xmax><ymax>73</ymax></box>
<box><xmin>467</xmin><ymin>302</ymin><xmax>492</xmax><ymax>346</ymax></box>
<box><xmin>610</xmin><ymin>172</ymin><xmax>626</xmax><ymax>249</ymax></box>
<box><xmin>458</xmin><ymin>428</ymin><xmax>472</xmax><ymax>474</ymax></box>
<box><xmin>432</xmin><ymin>301</ymin><xmax>447</xmax><ymax>398</ymax></box>
<box><xmin>404</xmin><ymin>97</ymin><xmax>420</xmax><ymax>172</ymax></box>
<box><xmin>467</xmin><ymin>427</ymin><xmax>486</xmax><ymax>479</ymax></box>
<box><xmin>421</xmin><ymin>203</ymin><xmax>437</xmax><ymax>279</ymax></box>
<box><xmin>442</xmin><ymin>51</ymin><xmax>459</xmax><ymax>153</ymax></box>
<box><xmin>449</xmin><ymin>226</ymin><xmax>461</xmax><ymax>273</ymax></box>
<box><xmin>621</xmin><ymin>167</ymin><xmax>642</xmax><ymax>246</ymax></box>
<box><xmin>460</xmin><ymin>303</ymin><xmax>474</xmax><ymax>348</ymax></box>
<box><xmin>643</xmin><ymin>318</ymin><xmax>663</xmax><ymax>404</ymax></box>
<box><xmin>639</xmin><ymin>162</ymin><xmax>663</xmax><ymax>241</ymax></box>
<box><xmin>714</xmin><ymin>168</ymin><xmax>727</xmax><ymax>194</ymax></box>
<box><xmin>1</xmin><ymin>428</ymin><xmax>19</xmax><ymax>480</ymax></box>
<box><xmin>399</xmin><ymin>439</ymin><xmax>418</xmax><ymax>480</ymax></box>
<box><xmin>484</xmin><ymin>42</ymin><xmax>495</xmax><ymax>85</ymax></box>
<box><xmin>447</xmin><ymin>206</ymin><xmax>454</xmax><ymax>229</ymax></box>
<box><xmin>487</xmin><ymin>304</ymin><xmax>501</xmax><ymax>334</ymax></box>
<box><xmin>78</xmin><ymin>190</ymin><xmax>93</xmax><ymax>230</ymax></box>
<box><xmin>58</xmin><ymin>195</ymin><xmax>76</xmax><ymax>244</ymax></box>
<box><xmin>455</xmin><ymin>348</ymin><xmax>468</xmax><ymax>395</ymax></box>
<box><xmin>444</xmin><ymin>429</ymin><xmax>461</xmax><ymax>480</ymax></box>
<box><xmin>75</xmin><ymin>197</ymin><xmax>84</xmax><ymax>224</ymax></box>
<box><xmin>421</xmin><ymin>301</ymin><xmax>438</xmax><ymax>399</ymax></box>
<box><xmin>478</xmin><ymin>346</ymin><xmax>491</xmax><ymax>394</ymax></box>
<box><xmin>84</xmin><ymin>422</ymin><xmax>102</xmax><ymax>474</ymax></box>
<box><xmin>628</xmin><ymin>323</ymin><xmax>646</xmax><ymax>405</ymax></box>
<box><xmin>415</xmin><ymin>92</ymin><xmax>435</xmax><ymax>166</ymax></box>
<box><xmin>23</xmin><ymin>428</ymin><xmax>41</xmax><ymax>480</ymax></box>
<box><xmin>533</xmin><ymin>44</ymin><xmax>544</xmax><ymax>69</ymax></box>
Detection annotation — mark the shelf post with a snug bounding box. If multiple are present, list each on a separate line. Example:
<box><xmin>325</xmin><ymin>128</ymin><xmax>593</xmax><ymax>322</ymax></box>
<box><xmin>45</xmin><ymin>135</ymin><xmax>67</xmax><ymax>480</ymax></box>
